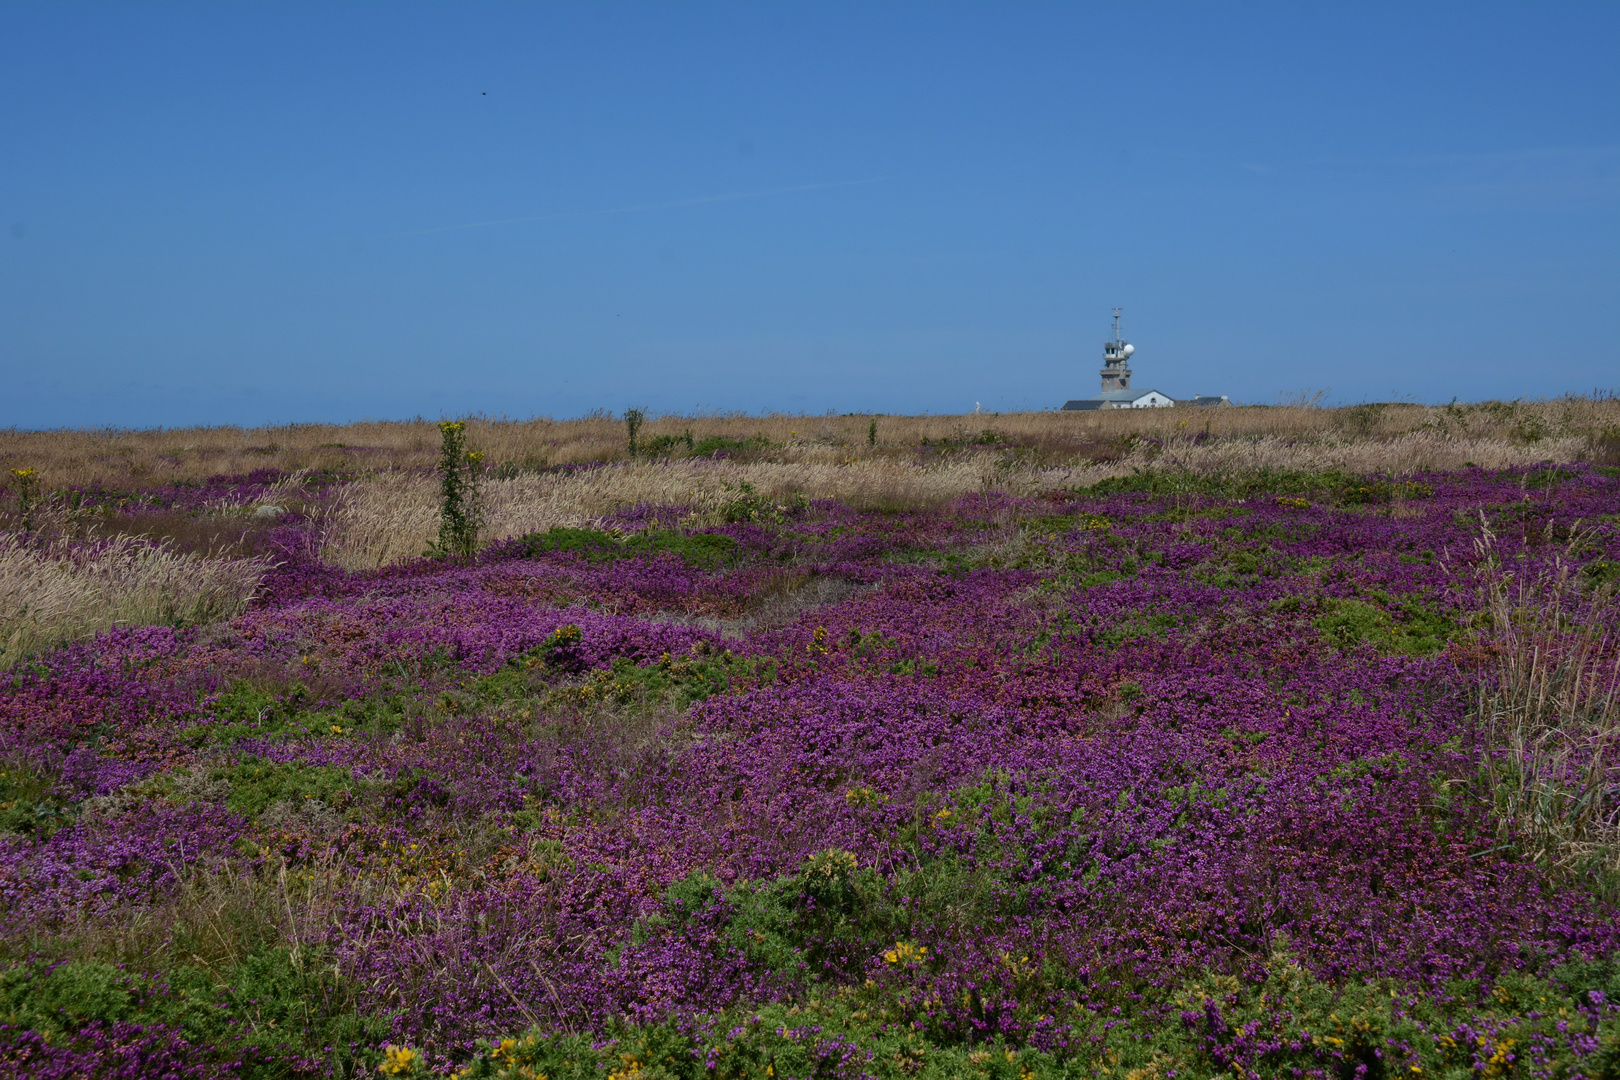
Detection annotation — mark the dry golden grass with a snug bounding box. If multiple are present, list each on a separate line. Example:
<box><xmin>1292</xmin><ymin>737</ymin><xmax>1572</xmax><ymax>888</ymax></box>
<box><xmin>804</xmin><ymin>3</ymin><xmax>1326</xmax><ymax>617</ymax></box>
<box><xmin>0</xmin><ymin>532</ymin><xmax>269</xmax><ymax>663</ymax></box>
<box><xmin>319</xmin><ymin>426</ymin><xmax>1590</xmax><ymax>569</ymax></box>
<box><xmin>320</xmin><ymin>456</ymin><xmax>1122</xmax><ymax>568</ymax></box>
<box><xmin>5</xmin><ymin>397</ymin><xmax>1618</xmax><ymax>492</ymax></box>
<box><xmin>1472</xmin><ymin>525</ymin><xmax>1620</xmax><ymax>899</ymax></box>
<box><xmin>1149</xmin><ymin>429</ymin><xmax>1589</xmax><ymax>475</ymax></box>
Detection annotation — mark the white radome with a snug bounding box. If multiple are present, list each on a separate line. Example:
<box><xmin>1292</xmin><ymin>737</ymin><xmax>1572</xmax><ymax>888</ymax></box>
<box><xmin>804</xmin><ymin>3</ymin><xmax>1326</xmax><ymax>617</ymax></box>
<box><xmin>1121</xmin><ymin>343</ymin><xmax>1135</xmax><ymax>357</ymax></box>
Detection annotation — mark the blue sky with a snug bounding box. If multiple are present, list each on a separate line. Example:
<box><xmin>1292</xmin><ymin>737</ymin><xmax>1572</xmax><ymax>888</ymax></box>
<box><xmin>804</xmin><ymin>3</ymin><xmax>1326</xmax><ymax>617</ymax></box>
<box><xmin>2</xmin><ymin>2</ymin><xmax>1617</xmax><ymax>427</ymax></box>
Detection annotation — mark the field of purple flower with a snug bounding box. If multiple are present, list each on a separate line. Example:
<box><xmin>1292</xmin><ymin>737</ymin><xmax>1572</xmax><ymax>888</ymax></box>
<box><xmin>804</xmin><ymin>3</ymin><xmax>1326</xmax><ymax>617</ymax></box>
<box><xmin>3</xmin><ymin>461</ymin><xmax>1619</xmax><ymax>1079</ymax></box>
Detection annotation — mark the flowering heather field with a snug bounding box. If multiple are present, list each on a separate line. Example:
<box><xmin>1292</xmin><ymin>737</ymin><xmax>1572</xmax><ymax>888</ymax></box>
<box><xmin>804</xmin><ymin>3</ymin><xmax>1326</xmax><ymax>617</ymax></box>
<box><xmin>3</xmin><ymin>462</ymin><xmax>1620</xmax><ymax>1079</ymax></box>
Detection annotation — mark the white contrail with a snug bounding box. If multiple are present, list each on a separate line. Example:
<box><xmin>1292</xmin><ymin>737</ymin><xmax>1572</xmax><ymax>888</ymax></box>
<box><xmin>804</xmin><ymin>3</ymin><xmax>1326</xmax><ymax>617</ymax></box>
<box><xmin>363</xmin><ymin>175</ymin><xmax>895</xmax><ymax>241</ymax></box>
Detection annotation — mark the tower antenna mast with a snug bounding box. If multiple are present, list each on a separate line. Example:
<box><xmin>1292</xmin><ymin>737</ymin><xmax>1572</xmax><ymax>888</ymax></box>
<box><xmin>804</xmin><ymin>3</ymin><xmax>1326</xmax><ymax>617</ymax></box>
<box><xmin>1099</xmin><ymin>308</ymin><xmax>1133</xmax><ymax>393</ymax></box>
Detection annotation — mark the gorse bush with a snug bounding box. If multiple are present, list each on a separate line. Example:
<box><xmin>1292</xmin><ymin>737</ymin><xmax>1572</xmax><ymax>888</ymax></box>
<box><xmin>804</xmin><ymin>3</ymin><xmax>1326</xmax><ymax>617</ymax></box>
<box><xmin>6</xmin><ymin>467</ymin><xmax>41</xmax><ymax>531</ymax></box>
<box><xmin>625</xmin><ymin>408</ymin><xmax>646</xmax><ymax>458</ymax></box>
<box><xmin>430</xmin><ymin>420</ymin><xmax>484</xmax><ymax>559</ymax></box>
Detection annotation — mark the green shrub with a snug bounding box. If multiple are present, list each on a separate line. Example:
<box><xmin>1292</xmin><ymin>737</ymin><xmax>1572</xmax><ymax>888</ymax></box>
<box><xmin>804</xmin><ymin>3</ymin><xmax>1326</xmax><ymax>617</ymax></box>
<box><xmin>1335</xmin><ymin>478</ymin><xmax>1433</xmax><ymax>505</ymax></box>
<box><xmin>204</xmin><ymin>759</ymin><xmax>357</xmax><ymax>820</ymax></box>
<box><xmin>449</xmin><ymin>950</ymin><xmax>1620</xmax><ymax>1080</ymax></box>
<box><xmin>635</xmin><ymin>849</ymin><xmax>894</xmax><ymax>983</ymax></box>
<box><xmin>0</xmin><ymin>950</ymin><xmax>390</xmax><ymax>1079</ymax></box>
<box><xmin>639</xmin><ymin>431</ymin><xmax>694</xmax><ymax>457</ymax></box>
<box><xmin>1524</xmin><ymin>465</ymin><xmax>1579</xmax><ymax>489</ymax></box>
<box><xmin>527</xmin><ymin>651</ymin><xmax>777</xmax><ymax>712</ymax></box>
<box><xmin>1192</xmin><ymin>544</ymin><xmax>1285</xmax><ymax>588</ymax></box>
<box><xmin>1582</xmin><ymin>559</ymin><xmax>1620</xmax><ymax>587</ymax></box>
<box><xmin>191</xmin><ymin>679</ymin><xmax>306</xmax><ymax>743</ymax></box>
<box><xmin>186</xmin><ymin>681</ymin><xmax>414</xmax><ymax>745</ymax></box>
<box><xmin>520</xmin><ymin>527</ymin><xmax>739</xmax><ymax>568</ymax></box>
<box><xmin>1313</xmin><ymin>596</ymin><xmax>1455</xmax><ymax>655</ymax></box>
<box><xmin>631</xmin><ymin>431</ymin><xmax>774</xmax><ymax>458</ymax></box>
<box><xmin>0</xmin><ymin>764</ymin><xmax>75</xmax><ymax>837</ymax></box>
<box><xmin>718</xmin><ymin>481</ymin><xmax>806</xmax><ymax>525</ymax></box>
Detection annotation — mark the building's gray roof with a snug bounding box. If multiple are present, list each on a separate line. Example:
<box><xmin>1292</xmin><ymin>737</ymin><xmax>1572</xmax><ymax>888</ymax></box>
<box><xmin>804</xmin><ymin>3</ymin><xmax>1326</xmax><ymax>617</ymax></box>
<box><xmin>1060</xmin><ymin>388</ymin><xmax>1175</xmax><ymax>411</ymax></box>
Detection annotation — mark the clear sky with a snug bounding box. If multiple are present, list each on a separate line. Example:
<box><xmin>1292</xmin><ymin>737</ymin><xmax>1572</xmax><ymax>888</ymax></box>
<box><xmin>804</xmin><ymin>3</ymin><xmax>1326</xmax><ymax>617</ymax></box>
<box><xmin>2</xmin><ymin>2</ymin><xmax>1617</xmax><ymax>428</ymax></box>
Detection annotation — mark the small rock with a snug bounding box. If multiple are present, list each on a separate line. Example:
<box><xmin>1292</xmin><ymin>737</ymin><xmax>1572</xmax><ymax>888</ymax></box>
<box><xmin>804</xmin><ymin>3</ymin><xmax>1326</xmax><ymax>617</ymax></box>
<box><xmin>252</xmin><ymin>505</ymin><xmax>284</xmax><ymax>520</ymax></box>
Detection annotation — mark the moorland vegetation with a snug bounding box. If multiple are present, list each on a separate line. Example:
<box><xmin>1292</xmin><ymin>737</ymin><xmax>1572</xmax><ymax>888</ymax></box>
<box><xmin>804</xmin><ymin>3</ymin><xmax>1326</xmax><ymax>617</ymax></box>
<box><xmin>0</xmin><ymin>399</ymin><xmax>1618</xmax><ymax>1078</ymax></box>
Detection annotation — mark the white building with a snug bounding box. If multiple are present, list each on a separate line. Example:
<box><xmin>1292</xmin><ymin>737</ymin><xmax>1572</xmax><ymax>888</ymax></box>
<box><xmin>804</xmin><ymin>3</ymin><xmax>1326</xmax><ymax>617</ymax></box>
<box><xmin>1061</xmin><ymin>388</ymin><xmax>1177</xmax><ymax>411</ymax></box>
<box><xmin>1060</xmin><ymin>310</ymin><xmax>1227</xmax><ymax>411</ymax></box>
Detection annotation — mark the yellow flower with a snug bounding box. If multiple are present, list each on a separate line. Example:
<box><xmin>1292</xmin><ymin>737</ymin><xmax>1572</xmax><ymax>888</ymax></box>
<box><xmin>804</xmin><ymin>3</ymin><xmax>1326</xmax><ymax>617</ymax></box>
<box><xmin>379</xmin><ymin>1044</ymin><xmax>419</xmax><ymax>1076</ymax></box>
<box><xmin>330</xmin><ymin>725</ymin><xmax>344</xmax><ymax>735</ymax></box>
<box><xmin>883</xmin><ymin>941</ymin><xmax>927</xmax><ymax>965</ymax></box>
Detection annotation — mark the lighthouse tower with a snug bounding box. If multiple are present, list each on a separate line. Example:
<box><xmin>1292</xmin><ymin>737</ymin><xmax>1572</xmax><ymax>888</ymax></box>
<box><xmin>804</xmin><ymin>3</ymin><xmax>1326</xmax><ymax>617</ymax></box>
<box><xmin>1099</xmin><ymin>308</ymin><xmax>1135</xmax><ymax>392</ymax></box>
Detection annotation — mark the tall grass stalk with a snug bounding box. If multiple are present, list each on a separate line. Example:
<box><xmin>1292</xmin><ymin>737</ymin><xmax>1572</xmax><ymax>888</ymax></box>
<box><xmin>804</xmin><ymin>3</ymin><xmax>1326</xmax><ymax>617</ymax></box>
<box><xmin>0</xmin><ymin>532</ymin><xmax>269</xmax><ymax>665</ymax></box>
<box><xmin>1472</xmin><ymin>521</ymin><xmax>1620</xmax><ymax>899</ymax></box>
